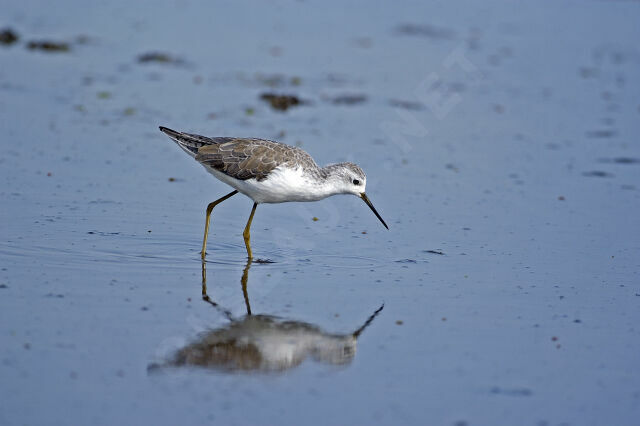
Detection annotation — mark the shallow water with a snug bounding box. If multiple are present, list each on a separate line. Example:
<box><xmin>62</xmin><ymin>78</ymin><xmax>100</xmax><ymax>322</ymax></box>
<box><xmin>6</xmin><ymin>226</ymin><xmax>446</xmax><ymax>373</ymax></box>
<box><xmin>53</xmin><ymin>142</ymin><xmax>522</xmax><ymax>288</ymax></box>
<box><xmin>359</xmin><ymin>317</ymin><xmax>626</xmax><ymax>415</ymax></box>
<box><xmin>1</xmin><ymin>1</ymin><xmax>640</xmax><ymax>425</ymax></box>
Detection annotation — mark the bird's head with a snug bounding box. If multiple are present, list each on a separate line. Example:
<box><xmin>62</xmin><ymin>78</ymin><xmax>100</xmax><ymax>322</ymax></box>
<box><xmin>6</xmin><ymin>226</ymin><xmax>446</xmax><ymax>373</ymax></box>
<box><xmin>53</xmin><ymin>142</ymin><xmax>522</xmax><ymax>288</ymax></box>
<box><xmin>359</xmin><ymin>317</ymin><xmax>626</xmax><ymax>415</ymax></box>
<box><xmin>326</xmin><ymin>162</ymin><xmax>388</xmax><ymax>229</ymax></box>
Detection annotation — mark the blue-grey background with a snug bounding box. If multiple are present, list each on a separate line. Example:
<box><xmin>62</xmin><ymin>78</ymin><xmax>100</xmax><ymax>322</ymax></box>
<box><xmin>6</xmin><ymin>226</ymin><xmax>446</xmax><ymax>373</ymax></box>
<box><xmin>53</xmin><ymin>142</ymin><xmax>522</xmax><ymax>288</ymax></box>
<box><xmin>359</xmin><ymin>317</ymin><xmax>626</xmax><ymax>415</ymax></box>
<box><xmin>1</xmin><ymin>1</ymin><xmax>639</xmax><ymax>425</ymax></box>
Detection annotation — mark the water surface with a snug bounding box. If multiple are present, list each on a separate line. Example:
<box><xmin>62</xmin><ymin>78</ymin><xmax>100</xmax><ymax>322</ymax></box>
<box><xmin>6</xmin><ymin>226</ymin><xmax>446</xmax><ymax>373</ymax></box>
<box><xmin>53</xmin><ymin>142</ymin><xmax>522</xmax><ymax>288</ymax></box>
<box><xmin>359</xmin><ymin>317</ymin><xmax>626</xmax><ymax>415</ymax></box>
<box><xmin>1</xmin><ymin>1</ymin><xmax>639</xmax><ymax>425</ymax></box>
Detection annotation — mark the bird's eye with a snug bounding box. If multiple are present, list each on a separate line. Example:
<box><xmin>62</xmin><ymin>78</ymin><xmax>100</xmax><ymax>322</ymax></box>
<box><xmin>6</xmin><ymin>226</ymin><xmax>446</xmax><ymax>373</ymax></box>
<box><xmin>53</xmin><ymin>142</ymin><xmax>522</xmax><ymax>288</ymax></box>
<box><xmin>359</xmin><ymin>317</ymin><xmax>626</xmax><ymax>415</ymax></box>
<box><xmin>352</xmin><ymin>179</ymin><xmax>360</xmax><ymax>185</ymax></box>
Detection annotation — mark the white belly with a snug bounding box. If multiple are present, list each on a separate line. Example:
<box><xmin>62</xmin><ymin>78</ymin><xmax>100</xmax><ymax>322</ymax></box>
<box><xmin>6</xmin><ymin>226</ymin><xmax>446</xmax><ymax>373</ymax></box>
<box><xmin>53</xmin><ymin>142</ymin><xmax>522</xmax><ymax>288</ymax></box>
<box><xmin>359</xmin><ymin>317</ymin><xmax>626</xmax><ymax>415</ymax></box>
<box><xmin>203</xmin><ymin>165</ymin><xmax>329</xmax><ymax>204</ymax></box>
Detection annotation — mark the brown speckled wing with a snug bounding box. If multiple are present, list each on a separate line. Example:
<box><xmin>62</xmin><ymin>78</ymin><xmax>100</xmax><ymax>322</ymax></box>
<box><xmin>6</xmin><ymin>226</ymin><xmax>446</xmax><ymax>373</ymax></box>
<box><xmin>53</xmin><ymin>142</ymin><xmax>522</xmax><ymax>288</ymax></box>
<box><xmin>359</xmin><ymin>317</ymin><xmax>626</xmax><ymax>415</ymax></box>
<box><xmin>195</xmin><ymin>138</ymin><xmax>316</xmax><ymax>181</ymax></box>
<box><xmin>160</xmin><ymin>127</ymin><xmax>320</xmax><ymax>181</ymax></box>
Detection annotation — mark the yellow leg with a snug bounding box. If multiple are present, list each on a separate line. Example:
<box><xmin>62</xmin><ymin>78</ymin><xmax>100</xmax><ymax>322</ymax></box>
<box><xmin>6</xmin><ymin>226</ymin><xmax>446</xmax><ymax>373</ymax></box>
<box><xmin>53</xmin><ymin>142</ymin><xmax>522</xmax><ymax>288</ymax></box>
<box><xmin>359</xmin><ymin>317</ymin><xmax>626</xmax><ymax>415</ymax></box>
<box><xmin>242</xmin><ymin>202</ymin><xmax>258</xmax><ymax>260</ymax></box>
<box><xmin>241</xmin><ymin>258</ymin><xmax>253</xmax><ymax>315</ymax></box>
<box><xmin>201</xmin><ymin>190</ymin><xmax>238</xmax><ymax>259</ymax></box>
<box><xmin>201</xmin><ymin>260</ymin><xmax>208</xmax><ymax>299</ymax></box>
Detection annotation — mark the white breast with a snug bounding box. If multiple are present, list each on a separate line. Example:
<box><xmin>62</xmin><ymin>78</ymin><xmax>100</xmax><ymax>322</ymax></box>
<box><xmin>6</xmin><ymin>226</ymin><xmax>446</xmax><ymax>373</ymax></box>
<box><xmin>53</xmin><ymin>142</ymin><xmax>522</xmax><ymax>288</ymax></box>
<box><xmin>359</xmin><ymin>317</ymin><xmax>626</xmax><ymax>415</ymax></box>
<box><xmin>203</xmin><ymin>165</ymin><xmax>330</xmax><ymax>204</ymax></box>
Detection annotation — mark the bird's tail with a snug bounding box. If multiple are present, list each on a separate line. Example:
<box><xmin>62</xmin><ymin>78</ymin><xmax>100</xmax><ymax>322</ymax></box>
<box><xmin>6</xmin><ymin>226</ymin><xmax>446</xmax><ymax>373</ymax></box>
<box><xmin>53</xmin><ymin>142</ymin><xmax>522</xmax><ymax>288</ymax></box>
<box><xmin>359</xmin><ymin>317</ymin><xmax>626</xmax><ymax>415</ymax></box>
<box><xmin>159</xmin><ymin>126</ymin><xmax>213</xmax><ymax>157</ymax></box>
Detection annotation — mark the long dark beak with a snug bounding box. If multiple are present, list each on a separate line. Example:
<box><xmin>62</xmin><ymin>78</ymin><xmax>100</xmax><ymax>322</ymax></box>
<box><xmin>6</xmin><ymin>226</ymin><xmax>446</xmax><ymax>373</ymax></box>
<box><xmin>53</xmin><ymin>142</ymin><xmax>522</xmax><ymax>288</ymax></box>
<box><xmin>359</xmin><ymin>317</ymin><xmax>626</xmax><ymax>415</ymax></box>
<box><xmin>360</xmin><ymin>193</ymin><xmax>388</xmax><ymax>229</ymax></box>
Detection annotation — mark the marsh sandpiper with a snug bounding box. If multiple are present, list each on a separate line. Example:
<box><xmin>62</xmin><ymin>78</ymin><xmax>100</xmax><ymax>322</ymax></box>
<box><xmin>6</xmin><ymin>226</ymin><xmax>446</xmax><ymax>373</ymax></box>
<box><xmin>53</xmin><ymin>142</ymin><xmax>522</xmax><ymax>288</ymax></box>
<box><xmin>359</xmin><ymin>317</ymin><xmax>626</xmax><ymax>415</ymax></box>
<box><xmin>159</xmin><ymin>126</ymin><xmax>388</xmax><ymax>259</ymax></box>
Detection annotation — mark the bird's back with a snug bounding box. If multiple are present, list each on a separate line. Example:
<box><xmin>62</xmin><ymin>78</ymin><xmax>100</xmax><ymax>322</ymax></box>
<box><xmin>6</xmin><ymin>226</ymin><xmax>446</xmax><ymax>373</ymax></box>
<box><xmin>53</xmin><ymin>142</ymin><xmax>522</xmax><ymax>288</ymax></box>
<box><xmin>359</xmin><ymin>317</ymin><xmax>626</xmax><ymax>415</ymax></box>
<box><xmin>159</xmin><ymin>126</ymin><xmax>319</xmax><ymax>182</ymax></box>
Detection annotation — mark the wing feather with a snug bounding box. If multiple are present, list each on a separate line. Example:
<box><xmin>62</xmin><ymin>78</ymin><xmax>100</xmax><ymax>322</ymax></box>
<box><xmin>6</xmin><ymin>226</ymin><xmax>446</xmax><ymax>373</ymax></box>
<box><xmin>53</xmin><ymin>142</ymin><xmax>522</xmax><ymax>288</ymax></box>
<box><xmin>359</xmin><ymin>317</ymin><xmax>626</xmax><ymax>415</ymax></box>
<box><xmin>160</xmin><ymin>127</ymin><xmax>318</xmax><ymax>181</ymax></box>
<box><xmin>196</xmin><ymin>138</ymin><xmax>306</xmax><ymax>181</ymax></box>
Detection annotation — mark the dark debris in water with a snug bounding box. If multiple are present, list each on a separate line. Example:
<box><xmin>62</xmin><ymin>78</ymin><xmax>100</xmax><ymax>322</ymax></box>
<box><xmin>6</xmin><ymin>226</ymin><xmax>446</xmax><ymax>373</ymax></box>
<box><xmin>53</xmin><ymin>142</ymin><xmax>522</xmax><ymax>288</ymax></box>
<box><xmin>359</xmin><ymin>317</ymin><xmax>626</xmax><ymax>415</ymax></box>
<box><xmin>613</xmin><ymin>157</ymin><xmax>639</xmax><ymax>164</ymax></box>
<box><xmin>598</xmin><ymin>157</ymin><xmax>640</xmax><ymax>165</ymax></box>
<box><xmin>579</xmin><ymin>67</ymin><xmax>599</xmax><ymax>79</ymax></box>
<box><xmin>87</xmin><ymin>231</ymin><xmax>121</xmax><ymax>236</ymax></box>
<box><xmin>490</xmin><ymin>386</ymin><xmax>533</xmax><ymax>397</ymax></box>
<box><xmin>394</xmin><ymin>23</ymin><xmax>456</xmax><ymax>40</ymax></box>
<box><xmin>255</xmin><ymin>258</ymin><xmax>276</xmax><ymax>264</ymax></box>
<box><xmin>329</xmin><ymin>93</ymin><xmax>367</xmax><ymax>105</ymax></box>
<box><xmin>45</xmin><ymin>293</ymin><xmax>65</xmax><ymax>298</ymax></box>
<box><xmin>89</xmin><ymin>199</ymin><xmax>120</xmax><ymax>204</ymax></box>
<box><xmin>389</xmin><ymin>99</ymin><xmax>425</xmax><ymax>110</ymax></box>
<box><xmin>137</xmin><ymin>52</ymin><xmax>184</xmax><ymax>65</ymax></box>
<box><xmin>586</xmin><ymin>129</ymin><xmax>617</xmax><ymax>138</ymax></box>
<box><xmin>0</xmin><ymin>28</ymin><xmax>19</xmax><ymax>45</ymax></box>
<box><xmin>423</xmin><ymin>250</ymin><xmax>445</xmax><ymax>255</ymax></box>
<box><xmin>260</xmin><ymin>93</ymin><xmax>304</xmax><ymax>111</ymax></box>
<box><xmin>26</xmin><ymin>40</ymin><xmax>70</xmax><ymax>52</ymax></box>
<box><xmin>582</xmin><ymin>171</ymin><xmax>614</xmax><ymax>178</ymax></box>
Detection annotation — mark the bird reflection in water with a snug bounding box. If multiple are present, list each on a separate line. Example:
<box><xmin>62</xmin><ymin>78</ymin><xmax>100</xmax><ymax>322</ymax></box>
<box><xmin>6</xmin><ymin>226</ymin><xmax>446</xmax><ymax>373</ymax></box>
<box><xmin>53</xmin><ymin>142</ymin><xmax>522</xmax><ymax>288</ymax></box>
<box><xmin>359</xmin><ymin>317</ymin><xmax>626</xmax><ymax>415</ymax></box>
<box><xmin>151</xmin><ymin>259</ymin><xmax>383</xmax><ymax>373</ymax></box>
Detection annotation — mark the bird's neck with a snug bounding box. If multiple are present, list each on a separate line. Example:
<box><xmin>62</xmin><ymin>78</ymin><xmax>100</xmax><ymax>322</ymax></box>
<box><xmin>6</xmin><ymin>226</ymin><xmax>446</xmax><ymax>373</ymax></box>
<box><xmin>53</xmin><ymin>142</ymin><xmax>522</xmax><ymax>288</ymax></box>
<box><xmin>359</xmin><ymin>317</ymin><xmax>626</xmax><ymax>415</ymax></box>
<box><xmin>309</xmin><ymin>165</ymin><xmax>347</xmax><ymax>197</ymax></box>
<box><xmin>318</xmin><ymin>163</ymin><xmax>346</xmax><ymax>181</ymax></box>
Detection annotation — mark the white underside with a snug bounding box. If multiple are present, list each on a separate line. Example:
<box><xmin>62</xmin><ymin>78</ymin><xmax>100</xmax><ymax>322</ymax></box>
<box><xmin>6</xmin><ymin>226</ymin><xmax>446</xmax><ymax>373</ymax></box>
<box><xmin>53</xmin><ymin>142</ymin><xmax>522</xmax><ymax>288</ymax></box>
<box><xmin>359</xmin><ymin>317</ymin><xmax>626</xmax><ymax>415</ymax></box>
<box><xmin>203</xmin><ymin>164</ymin><xmax>333</xmax><ymax>204</ymax></box>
